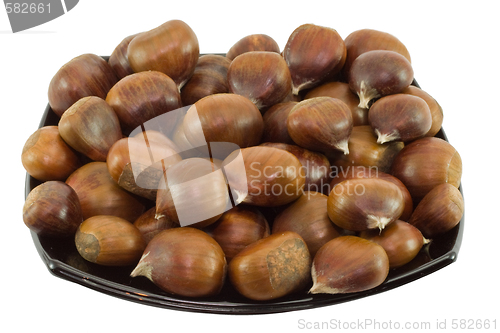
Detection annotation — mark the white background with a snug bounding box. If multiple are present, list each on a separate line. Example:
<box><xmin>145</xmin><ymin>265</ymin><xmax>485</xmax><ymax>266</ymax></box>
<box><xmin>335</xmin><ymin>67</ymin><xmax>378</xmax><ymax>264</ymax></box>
<box><xmin>3</xmin><ymin>1</ymin><xmax>499</xmax><ymax>332</ymax></box>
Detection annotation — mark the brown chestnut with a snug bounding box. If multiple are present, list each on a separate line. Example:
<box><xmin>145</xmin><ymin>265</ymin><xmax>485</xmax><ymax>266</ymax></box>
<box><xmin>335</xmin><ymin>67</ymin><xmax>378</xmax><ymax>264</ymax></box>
<box><xmin>329</xmin><ymin>167</ymin><xmax>413</xmax><ymax>221</ymax></box>
<box><xmin>272</xmin><ymin>191</ymin><xmax>342</xmax><ymax>257</ymax></box>
<box><xmin>368</xmin><ymin>94</ymin><xmax>432</xmax><ymax>144</ymax></box>
<box><xmin>226</xmin><ymin>34</ymin><xmax>281</xmax><ymax>60</ymax></box>
<box><xmin>75</xmin><ymin>215</ymin><xmax>146</xmax><ymax>266</ymax></box>
<box><xmin>105</xmin><ymin>70</ymin><xmax>182</xmax><ymax>135</ymax></box>
<box><xmin>287</xmin><ymin>97</ymin><xmax>353</xmax><ymax>155</ymax></box>
<box><xmin>58</xmin><ymin>96</ymin><xmax>122</xmax><ymax>162</ymax></box>
<box><xmin>390</xmin><ymin>137</ymin><xmax>462</xmax><ymax>203</ymax></box>
<box><xmin>408</xmin><ymin>183</ymin><xmax>464</xmax><ymax>238</ymax></box>
<box><xmin>227</xmin><ymin>51</ymin><xmax>292</xmax><ymax>110</ymax></box>
<box><xmin>182</xmin><ymin>93</ymin><xmax>263</xmax><ymax>149</ymax></box>
<box><xmin>222</xmin><ymin>146</ymin><xmax>306</xmax><ymax>207</ymax></box>
<box><xmin>204</xmin><ymin>205</ymin><xmax>270</xmax><ymax>262</ymax></box>
<box><xmin>360</xmin><ymin>220</ymin><xmax>425</xmax><ymax>268</ymax></box>
<box><xmin>181</xmin><ymin>54</ymin><xmax>231</xmax><ymax>105</ymax></box>
<box><xmin>349</xmin><ymin>50</ymin><xmax>414</xmax><ymax>109</ymax></box>
<box><xmin>22</xmin><ymin>126</ymin><xmax>82</xmax><ymax>181</ymax></box>
<box><xmin>155</xmin><ymin>158</ymin><xmax>230</xmax><ymax>228</ymax></box>
<box><xmin>23</xmin><ymin>181</ymin><xmax>82</xmax><ymax>237</ymax></box>
<box><xmin>66</xmin><ymin>162</ymin><xmax>145</xmax><ymax>222</ymax></box>
<box><xmin>283</xmin><ymin>24</ymin><xmax>346</xmax><ymax>95</ymax></box>
<box><xmin>130</xmin><ymin>227</ymin><xmax>227</xmax><ymax>298</ymax></box>
<box><xmin>229</xmin><ymin>231</ymin><xmax>311</xmax><ymax>300</ymax></box>
<box><xmin>327</xmin><ymin>178</ymin><xmax>404</xmax><ymax>231</ymax></box>
<box><xmin>127</xmin><ymin>20</ymin><xmax>199</xmax><ymax>90</ymax></box>
<box><xmin>48</xmin><ymin>53</ymin><xmax>117</xmax><ymax>117</ymax></box>
<box><xmin>310</xmin><ymin>236</ymin><xmax>389</xmax><ymax>294</ymax></box>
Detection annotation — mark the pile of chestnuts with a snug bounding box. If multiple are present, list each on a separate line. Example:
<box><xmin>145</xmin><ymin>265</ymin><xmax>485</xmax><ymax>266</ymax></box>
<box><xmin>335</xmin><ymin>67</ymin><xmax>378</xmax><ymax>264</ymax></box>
<box><xmin>22</xmin><ymin>19</ymin><xmax>464</xmax><ymax>302</ymax></box>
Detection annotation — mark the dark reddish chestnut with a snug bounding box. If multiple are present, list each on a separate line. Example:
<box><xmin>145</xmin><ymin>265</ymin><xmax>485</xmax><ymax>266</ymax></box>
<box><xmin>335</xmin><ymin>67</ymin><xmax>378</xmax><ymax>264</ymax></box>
<box><xmin>181</xmin><ymin>54</ymin><xmax>231</xmax><ymax>105</ymax></box>
<box><xmin>48</xmin><ymin>53</ymin><xmax>117</xmax><ymax>117</ymax></box>
<box><xmin>287</xmin><ymin>97</ymin><xmax>353</xmax><ymax>155</ymax></box>
<box><xmin>349</xmin><ymin>50</ymin><xmax>414</xmax><ymax>109</ymax></box>
<box><xmin>127</xmin><ymin>20</ymin><xmax>199</xmax><ymax>90</ymax></box>
<box><xmin>228</xmin><ymin>51</ymin><xmax>292</xmax><ymax>110</ymax></box>
<box><xmin>23</xmin><ymin>181</ymin><xmax>83</xmax><ymax>237</ymax></box>
<box><xmin>283</xmin><ymin>24</ymin><xmax>346</xmax><ymax>95</ymax></box>
<box><xmin>368</xmin><ymin>94</ymin><xmax>432</xmax><ymax>144</ymax></box>
<box><xmin>105</xmin><ymin>71</ymin><xmax>182</xmax><ymax>135</ymax></box>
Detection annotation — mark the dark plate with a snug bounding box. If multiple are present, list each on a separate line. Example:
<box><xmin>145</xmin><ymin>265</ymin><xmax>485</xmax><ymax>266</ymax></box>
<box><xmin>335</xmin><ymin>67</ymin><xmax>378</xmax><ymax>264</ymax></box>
<box><xmin>25</xmin><ymin>71</ymin><xmax>464</xmax><ymax>315</ymax></box>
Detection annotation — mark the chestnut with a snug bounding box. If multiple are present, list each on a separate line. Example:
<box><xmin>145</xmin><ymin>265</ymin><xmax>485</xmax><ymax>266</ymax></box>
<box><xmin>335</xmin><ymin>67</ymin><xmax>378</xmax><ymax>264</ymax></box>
<box><xmin>48</xmin><ymin>53</ymin><xmax>117</xmax><ymax>117</ymax></box>
<box><xmin>204</xmin><ymin>205</ymin><xmax>270</xmax><ymax>262</ymax></box>
<box><xmin>222</xmin><ymin>146</ymin><xmax>305</xmax><ymax>207</ymax></box>
<box><xmin>130</xmin><ymin>227</ymin><xmax>227</xmax><ymax>298</ymax></box>
<box><xmin>329</xmin><ymin>166</ymin><xmax>413</xmax><ymax>221</ymax></box>
<box><xmin>287</xmin><ymin>97</ymin><xmax>353</xmax><ymax>155</ymax></box>
<box><xmin>75</xmin><ymin>215</ymin><xmax>146</xmax><ymax>266</ymax></box>
<box><xmin>310</xmin><ymin>236</ymin><xmax>389</xmax><ymax>294</ymax></box>
<box><xmin>181</xmin><ymin>54</ymin><xmax>231</xmax><ymax>105</ymax></box>
<box><xmin>227</xmin><ymin>51</ymin><xmax>292</xmax><ymax>110</ymax></box>
<box><xmin>272</xmin><ymin>191</ymin><xmax>342</xmax><ymax>257</ymax></box>
<box><xmin>23</xmin><ymin>181</ymin><xmax>82</xmax><ymax>237</ymax></box>
<box><xmin>22</xmin><ymin>126</ymin><xmax>82</xmax><ymax>182</ymax></box>
<box><xmin>58</xmin><ymin>96</ymin><xmax>122</xmax><ymax>162</ymax></box>
<box><xmin>182</xmin><ymin>93</ymin><xmax>263</xmax><ymax>149</ymax></box>
<box><xmin>127</xmin><ymin>20</ymin><xmax>199</xmax><ymax>90</ymax></box>
<box><xmin>155</xmin><ymin>157</ymin><xmax>230</xmax><ymax>228</ymax></box>
<box><xmin>349</xmin><ymin>50</ymin><xmax>414</xmax><ymax>109</ymax></box>
<box><xmin>368</xmin><ymin>94</ymin><xmax>432</xmax><ymax>144</ymax></box>
<box><xmin>408</xmin><ymin>183</ymin><xmax>464</xmax><ymax>238</ymax></box>
<box><xmin>105</xmin><ymin>70</ymin><xmax>182</xmax><ymax>135</ymax></box>
<box><xmin>66</xmin><ymin>162</ymin><xmax>146</xmax><ymax>222</ymax></box>
<box><xmin>283</xmin><ymin>23</ymin><xmax>346</xmax><ymax>95</ymax></box>
<box><xmin>390</xmin><ymin>137</ymin><xmax>462</xmax><ymax>203</ymax></box>
<box><xmin>229</xmin><ymin>231</ymin><xmax>311</xmax><ymax>300</ymax></box>
<box><xmin>327</xmin><ymin>178</ymin><xmax>404</xmax><ymax>231</ymax></box>
<box><xmin>360</xmin><ymin>220</ymin><xmax>426</xmax><ymax>268</ymax></box>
